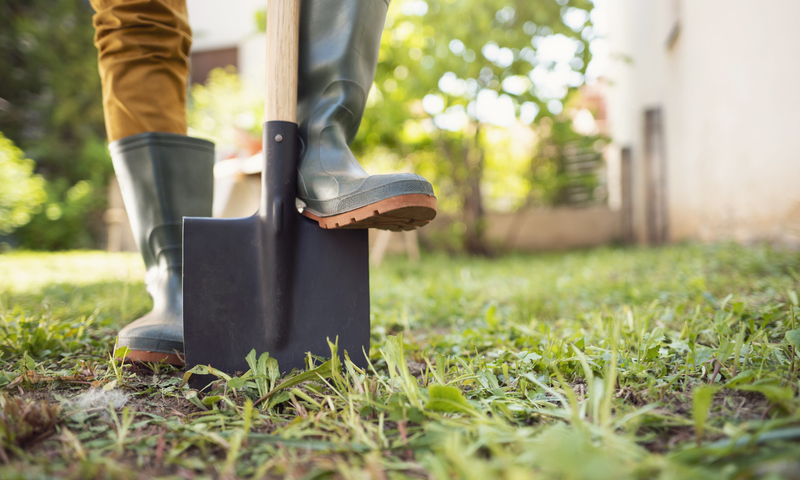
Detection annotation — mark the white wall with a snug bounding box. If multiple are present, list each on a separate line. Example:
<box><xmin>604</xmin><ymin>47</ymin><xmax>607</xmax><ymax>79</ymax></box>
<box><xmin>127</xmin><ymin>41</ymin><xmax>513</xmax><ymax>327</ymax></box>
<box><xmin>605</xmin><ymin>0</ymin><xmax>800</xmax><ymax>245</ymax></box>
<box><xmin>186</xmin><ymin>1</ymin><xmax>267</xmax><ymax>91</ymax></box>
<box><xmin>186</xmin><ymin>0</ymin><xmax>265</xmax><ymax>51</ymax></box>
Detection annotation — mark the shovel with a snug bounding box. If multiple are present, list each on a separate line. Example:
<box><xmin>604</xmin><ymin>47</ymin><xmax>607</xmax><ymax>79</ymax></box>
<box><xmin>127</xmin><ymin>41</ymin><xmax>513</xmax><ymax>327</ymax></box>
<box><xmin>183</xmin><ymin>0</ymin><xmax>369</xmax><ymax>389</ymax></box>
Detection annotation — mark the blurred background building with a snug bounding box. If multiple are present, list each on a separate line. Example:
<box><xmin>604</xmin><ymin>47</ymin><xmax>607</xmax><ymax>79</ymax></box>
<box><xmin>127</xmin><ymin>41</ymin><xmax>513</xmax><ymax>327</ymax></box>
<box><xmin>604</xmin><ymin>0</ymin><xmax>800</xmax><ymax>246</ymax></box>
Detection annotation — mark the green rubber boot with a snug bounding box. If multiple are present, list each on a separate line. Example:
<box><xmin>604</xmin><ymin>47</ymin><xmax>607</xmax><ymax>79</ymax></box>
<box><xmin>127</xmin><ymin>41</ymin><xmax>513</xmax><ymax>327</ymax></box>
<box><xmin>297</xmin><ymin>0</ymin><xmax>437</xmax><ymax>231</ymax></box>
<box><xmin>110</xmin><ymin>132</ymin><xmax>214</xmax><ymax>364</ymax></box>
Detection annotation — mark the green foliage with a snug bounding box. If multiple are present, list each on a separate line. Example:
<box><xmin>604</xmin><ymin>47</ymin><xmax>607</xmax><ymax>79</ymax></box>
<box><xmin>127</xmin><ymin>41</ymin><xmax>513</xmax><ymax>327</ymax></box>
<box><xmin>787</xmin><ymin>329</ymin><xmax>800</xmax><ymax>349</ymax></box>
<box><xmin>15</xmin><ymin>174</ymin><xmax>107</xmax><ymax>251</ymax></box>
<box><xmin>355</xmin><ymin>0</ymin><xmax>598</xmax><ymax>252</ymax></box>
<box><xmin>187</xmin><ymin>67</ymin><xmax>264</xmax><ymax>153</ymax></box>
<box><xmin>0</xmin><ymin>312</ymin><xmax>97</xmax><ymax>363</ymax></box>
<box><xmin>692</xmin><ymin>385</ymin><xmax>719</xmax><ymax>444</ymax></box>
<box><xmin>0</xmin><ymin>0</ymin><xmax>112</xmax><ymax>250</ymax></box>
<box><xmin>2</xmin><ymin>244</ymin><xmax>800</xmax><ymax>477</ymax></box>
<box><xmin>0</xmin><ymin>251</ymin><xmax>146</xmax><ymax>372</ymax></box>
<box><xmin>426</xmin><ymin>384</ymin><xmax>469</xmax><ymax>412</ymax></box>
<box><xmin>0</xmin><ymin>133</ymin><xmax>46</xmax><ymax>235</ymax></box>
<box><xmin>243</xmin><ymin>349</ymin><xmax>280</xmax><ymax>398</ymax></box>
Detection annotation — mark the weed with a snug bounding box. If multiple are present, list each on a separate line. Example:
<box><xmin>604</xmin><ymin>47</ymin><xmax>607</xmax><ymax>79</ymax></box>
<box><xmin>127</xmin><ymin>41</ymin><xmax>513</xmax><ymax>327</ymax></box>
<box><xmin>0</xmin><ymin>244</ymin><xmax>798</xmax><ymax>478</ymax></box>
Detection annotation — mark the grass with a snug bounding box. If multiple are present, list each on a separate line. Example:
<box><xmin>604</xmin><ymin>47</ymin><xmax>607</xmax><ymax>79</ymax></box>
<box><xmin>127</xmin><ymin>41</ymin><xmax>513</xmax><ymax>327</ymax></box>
<box><xmin>0</xmin><ymin>243</ymin><xmax>799</xmax><ymax>479</ymax></box>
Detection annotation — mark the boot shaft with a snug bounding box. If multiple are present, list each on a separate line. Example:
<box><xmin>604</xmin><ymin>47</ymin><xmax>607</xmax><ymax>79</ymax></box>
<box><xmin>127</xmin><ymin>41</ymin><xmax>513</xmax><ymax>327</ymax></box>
<box><xmin>297</xmin><ymin>0</ymin><xmax>390</xmax><ymax>202</ymax></box>
<box><xmin>298</xmin><ymin>0</ymin><xmax>389</xmax><ymax>140</ymax></box>
<box><xmin>109</xmin><ymin>132</ymin><xmax>214</xmax><ymax>281</ymax></box>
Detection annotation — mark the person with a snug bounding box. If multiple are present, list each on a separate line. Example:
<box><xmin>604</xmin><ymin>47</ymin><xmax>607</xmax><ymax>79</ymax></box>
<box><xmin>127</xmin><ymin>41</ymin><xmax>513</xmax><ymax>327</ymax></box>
<box><xmin>90</xmin><ymin>0</ymin><xmax>437</xmax><ymax>365</ymax></box>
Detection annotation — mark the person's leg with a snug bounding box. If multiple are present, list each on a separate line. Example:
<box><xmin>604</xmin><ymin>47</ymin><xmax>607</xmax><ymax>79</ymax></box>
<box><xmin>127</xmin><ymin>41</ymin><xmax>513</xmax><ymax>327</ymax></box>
<box><xmin>297</xmin><ymin>0</ymin><xmax>437</xmax><ymax>231</ymax></box>
<box><xmin>91</xmin><ymin>0</ymin><xmax>213</xmax><ymax>364</ymax></box>
<box><xmin>92</xmin><ymin>0</ymin><xmax>191</xmax><ymax>141</ymax></box>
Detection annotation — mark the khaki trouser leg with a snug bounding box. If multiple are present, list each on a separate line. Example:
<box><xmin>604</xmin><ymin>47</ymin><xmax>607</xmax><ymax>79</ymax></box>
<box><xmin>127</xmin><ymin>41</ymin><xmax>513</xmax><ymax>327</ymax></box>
<box><xmin>91</xmin><ymin>0</ymin><xmax>191</xmax><ymax>142</ymax></box>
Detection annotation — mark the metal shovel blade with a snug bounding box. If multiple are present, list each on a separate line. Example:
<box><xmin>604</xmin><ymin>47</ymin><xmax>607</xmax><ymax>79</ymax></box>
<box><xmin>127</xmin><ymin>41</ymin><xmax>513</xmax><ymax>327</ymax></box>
<box><xmin>183</xmin><ymin>122</ymin><xmax>369</xmax><ymax>389</ymax></box>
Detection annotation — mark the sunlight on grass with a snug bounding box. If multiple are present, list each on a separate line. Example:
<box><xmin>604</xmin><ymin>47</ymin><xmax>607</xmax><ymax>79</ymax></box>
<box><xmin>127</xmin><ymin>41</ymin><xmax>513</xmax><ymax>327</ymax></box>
<box><xmin>1</xmin><ymin>244</ymin><xmax>799</xmax><ymax>478</ymax></box>
<box><xmin>0</xmin><ymin>251</ymin><xmax>143</xmax><ymax>293</ymax></box>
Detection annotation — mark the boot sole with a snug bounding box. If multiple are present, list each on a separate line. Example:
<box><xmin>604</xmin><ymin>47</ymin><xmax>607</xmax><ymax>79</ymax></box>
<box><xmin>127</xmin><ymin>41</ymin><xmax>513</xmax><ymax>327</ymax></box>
<box><xmin>302</xmin><ymin>194</ymin><xmax>437</xmax><ymax>231</ymax></box>
<box><xmin>123</xmin><ymin>349</ymin><xmax>185</xmax><ymax>366</ymax></box>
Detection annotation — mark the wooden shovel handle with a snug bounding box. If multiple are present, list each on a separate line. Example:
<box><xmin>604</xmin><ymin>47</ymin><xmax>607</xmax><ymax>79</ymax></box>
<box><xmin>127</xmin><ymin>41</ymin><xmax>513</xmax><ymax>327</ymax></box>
<box><xmin>265</xmin><ymin>0</ymin><xmax>300</xmax><ymax>123</ymax></box>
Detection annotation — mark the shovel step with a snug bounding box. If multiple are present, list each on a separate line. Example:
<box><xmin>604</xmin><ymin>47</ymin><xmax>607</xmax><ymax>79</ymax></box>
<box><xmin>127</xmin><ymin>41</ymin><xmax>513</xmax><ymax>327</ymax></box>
<box><xmin>302</xmin><ymin>194</ymin><xmax>437</xmax><ymax>231</ymax></box>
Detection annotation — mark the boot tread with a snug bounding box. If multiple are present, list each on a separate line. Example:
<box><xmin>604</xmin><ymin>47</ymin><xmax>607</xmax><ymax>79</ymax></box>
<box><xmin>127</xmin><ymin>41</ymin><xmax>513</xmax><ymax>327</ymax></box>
<box><xmin>302</xmin><ymin>194</ymin><xmax>436</xmax><ymax>231</ymax></box>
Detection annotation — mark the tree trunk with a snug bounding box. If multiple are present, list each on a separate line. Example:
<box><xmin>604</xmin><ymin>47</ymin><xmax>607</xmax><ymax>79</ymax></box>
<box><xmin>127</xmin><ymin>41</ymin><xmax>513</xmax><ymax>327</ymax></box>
<box><xmin>462</xmin><ymin>126</ymin><xmax>489</xmax><ymax>256</ymax></box>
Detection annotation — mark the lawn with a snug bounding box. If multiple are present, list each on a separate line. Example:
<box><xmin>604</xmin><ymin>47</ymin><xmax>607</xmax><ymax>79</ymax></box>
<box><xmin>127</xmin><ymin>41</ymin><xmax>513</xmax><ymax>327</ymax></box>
<box><xmin>1</xmin><ymin>243</ymin><xmax>799</xmax><ymax>479</ymax></box>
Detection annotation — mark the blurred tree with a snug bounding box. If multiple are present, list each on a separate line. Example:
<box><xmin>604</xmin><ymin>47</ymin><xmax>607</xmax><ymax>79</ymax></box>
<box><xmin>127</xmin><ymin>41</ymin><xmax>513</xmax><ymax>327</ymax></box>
<box><xmin>188</xmin><ymin>67</ymin><xmax>265</xmax><ymax>158</ymax></box>
<box><xmin>354</xmin><ymin>0</ymin><xmax>595</xmax><ymax>254</ymax></box>
<box><xmin>0</xmin><ymin>0</ymin><xmax>112</xmax><ymax>250</ymax></box>
<box><xmin>0</xmin><ymin>133</ymin><xmax>46</xmax><ymax>236</ymax></box>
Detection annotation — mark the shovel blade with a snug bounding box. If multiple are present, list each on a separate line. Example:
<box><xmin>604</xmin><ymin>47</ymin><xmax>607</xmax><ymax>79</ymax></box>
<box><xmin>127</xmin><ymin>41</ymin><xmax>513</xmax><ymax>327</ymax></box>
<box><xmin>183</xmin><ymin>214</ymin><xmax>369</xmax><ymax>389</ymax></box>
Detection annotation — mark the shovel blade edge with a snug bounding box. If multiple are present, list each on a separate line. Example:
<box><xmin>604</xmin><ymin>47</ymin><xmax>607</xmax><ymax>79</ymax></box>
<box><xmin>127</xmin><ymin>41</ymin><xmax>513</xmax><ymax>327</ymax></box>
<box><xmin>183</xmin><ymin>214</ymin><xmax>369</xmax><ymax>389</ymax></box>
